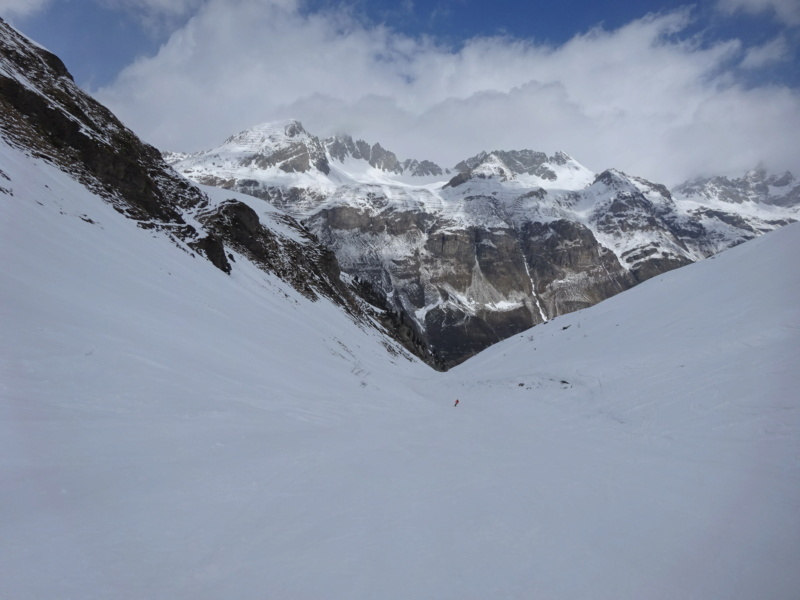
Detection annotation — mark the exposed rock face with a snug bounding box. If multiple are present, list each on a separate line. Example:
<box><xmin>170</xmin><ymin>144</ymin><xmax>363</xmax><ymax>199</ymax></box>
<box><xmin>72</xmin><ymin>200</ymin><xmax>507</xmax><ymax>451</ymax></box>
<box><xmin>299</xmin><ymin>161</ymin><xmax>696</xmax><ymax>365</ymax></box>
<box><xmin>193</xmin><ymin>199</ymin><xmax>360</xmax><ymax>309</ymax></box>
<box><xmin>168</xmin><ymin>120</ymin><xmax>799</xmax><ymax>368</ymax></box>
<box><xmin>306</xmin><ymin>203</ymin><xmax>539</xmax><ymax>365</ymax></box>
<box><xmin>364</xmin><ymin>142</ymin><xmax>402</xmax><ymax>174</ymax></box>
<box><xmin>585</xmin><ymin>170</ymin><xmax>695</xmax><ymax>282</ymax></box>
<box><xmin>324</xmin><ymin>134</ymin><xmax>444</xmax><ymax>176</ymax></box>
<box><xmin>403</xmin><ymin>159</ymin><xmax>444</xmax><ymax>177</ymax></box>
<box><xmin>521</xmin><ymin>219</ymin><xmax>635</xmax><ymax>316</ymax></box>
<box><xmin>420</xmin><ymin>227</ymin><xmax>537</xmax><ymax>364</ymax></box>
<box><xmin>325</xmin><ymin>134</ymin><xmax>371</xmax><ymax>162</ymax></box>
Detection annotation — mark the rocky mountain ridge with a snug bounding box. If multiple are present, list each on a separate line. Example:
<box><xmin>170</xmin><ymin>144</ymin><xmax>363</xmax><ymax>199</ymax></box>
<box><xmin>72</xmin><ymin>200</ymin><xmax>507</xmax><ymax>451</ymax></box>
<box><xmin>168</xmin><ymin>119</ymin><xmax>799</xmax><ymax>366</ymax></box>
<box><xmin>170</xmin><ymin>120</ymin><xmax>446</xmax><ymax>185</ymax></box>
<box><xmin>326</xmin><ymin>132</ymin><xmax>445</xmax><ymax>177</ymax></box>
<box><xmin>673</xmin><ymin>167</ymin><xmax>799</xmax><ymax>207</ymax></box>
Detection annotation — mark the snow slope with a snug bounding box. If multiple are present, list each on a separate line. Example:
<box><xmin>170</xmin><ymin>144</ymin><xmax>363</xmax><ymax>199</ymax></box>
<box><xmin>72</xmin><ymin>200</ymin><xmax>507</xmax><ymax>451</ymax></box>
<box><xmin>2</xmin><ymin>134</ymin><xmax>799</xmax><ymax>598</ymax></box>
<box><xmin>440</xmin><ymin>222</ymin><xmax>800</xmax><ymax>599</ymax></box>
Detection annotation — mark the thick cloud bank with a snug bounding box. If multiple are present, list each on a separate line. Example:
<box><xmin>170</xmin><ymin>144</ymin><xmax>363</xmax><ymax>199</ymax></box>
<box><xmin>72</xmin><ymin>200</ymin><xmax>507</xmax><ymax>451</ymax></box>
<box><xmin>95</xmin><ymin>0</ymin><xmax>800</xmax><ymax>184</ymax></box>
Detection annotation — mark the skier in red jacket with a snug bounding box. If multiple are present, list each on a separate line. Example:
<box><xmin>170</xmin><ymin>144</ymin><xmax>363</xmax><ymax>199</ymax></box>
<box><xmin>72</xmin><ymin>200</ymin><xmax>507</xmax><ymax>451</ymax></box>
<box><xmin>454</xmin><ymin>399</ymin><xmax>459</xmax><ymax>407</ymax></box>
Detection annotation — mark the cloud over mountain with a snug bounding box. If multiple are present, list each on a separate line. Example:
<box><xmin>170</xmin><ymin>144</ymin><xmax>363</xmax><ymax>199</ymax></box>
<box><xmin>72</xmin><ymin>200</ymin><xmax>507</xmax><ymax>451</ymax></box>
<box><xmin>94</xmin><ymin>0</ymin><xmax>800</xmax><ymax>185</ymax></box>
<box><xmin>718</xmin><ymin>0</ymin><xmax>800</xmax><ymax>25</ymax></box>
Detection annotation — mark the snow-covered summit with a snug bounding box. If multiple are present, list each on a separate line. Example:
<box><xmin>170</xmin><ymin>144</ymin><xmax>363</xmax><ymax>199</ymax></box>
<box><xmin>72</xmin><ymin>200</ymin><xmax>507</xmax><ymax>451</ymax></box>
<box><xmin>172</xmin><ymin>119</ymin><xmax>332</xmax><ymax>183</ymax></box>
<box><xmin>468</xmin><ymin>152</ymin><xmax>513</xmax><ymax>182</ymax></box>
<box><xmin>220</xmin><ymin>119</ymin><xmax>314</xmax><ymax>154</ymax></box>
<box><xmin>674</xmin><ymin>167</ymin><xmax>800</xmax><ymax>207</ymax></box>
<box><xmin>168</xmin><ymin>120</ymin><xmax>446</xmax><ymax>189</ymax></box>
<box><xmin>450</xmin><ymin>149</ymin><xmax>595</xmax><ymax>191</ymax></box>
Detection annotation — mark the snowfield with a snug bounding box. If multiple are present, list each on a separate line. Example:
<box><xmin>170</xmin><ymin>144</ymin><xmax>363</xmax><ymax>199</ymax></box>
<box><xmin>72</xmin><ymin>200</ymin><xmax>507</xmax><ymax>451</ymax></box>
<box><xmin>2</xmin><ymin>137</ymin><xmax>799</xmax><ymax>599</ymax></box>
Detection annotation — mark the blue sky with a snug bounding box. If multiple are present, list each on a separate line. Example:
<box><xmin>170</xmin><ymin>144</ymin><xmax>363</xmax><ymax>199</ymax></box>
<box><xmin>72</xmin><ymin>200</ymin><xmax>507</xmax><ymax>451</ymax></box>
<box><xmin>5</xmin><ymin>0</ymin><xmax>800</xmax><ymax>183</ymax></box>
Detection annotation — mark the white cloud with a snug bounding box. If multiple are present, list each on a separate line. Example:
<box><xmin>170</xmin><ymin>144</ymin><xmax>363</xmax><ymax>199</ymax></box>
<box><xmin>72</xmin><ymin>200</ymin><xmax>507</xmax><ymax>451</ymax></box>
<box><xmin>1</xmin><ymin>0</ymin><xmax>202</xmax><ymax>24</ymax></box>
<box><xmin>96</xmin><ymin>0</ymin><xmax>800</xmax><ymax>185</ymax></box>
<box><xmin>104</xmin><ymin>0</ymin><xmax>205</xmax><ymax>14</ymax></box>
<box><xmin>740</xmin><ymin>36</ymin><xmax>790</xmax><ymax>68</ymax></box>
<box><xmin>0</xmin><ymin>0</ymin><xmax>51</xmax><ymax>19</ymax></box>
<box><xmin>95</xmin><ymin>0</ymin><xmax>209</xmax><ymax>34</ymax></box>
<box><xmin>718</xmin><ymin>0</ymin><xmax>800</xmax><ymax>25</ymax></box>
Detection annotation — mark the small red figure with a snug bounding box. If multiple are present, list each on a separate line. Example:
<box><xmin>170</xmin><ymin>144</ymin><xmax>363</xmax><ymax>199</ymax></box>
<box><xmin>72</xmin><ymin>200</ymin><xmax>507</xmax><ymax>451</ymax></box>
<box><xmin>454</xmin><ymin>399</ymin><xmax>459</xmax><ymax>407</ymax></box>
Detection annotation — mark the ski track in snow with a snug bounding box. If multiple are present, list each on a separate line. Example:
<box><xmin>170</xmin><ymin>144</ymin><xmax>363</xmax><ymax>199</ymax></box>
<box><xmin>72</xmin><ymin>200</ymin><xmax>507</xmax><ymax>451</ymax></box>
<box><xmin>2</xmin><ymin>138</ymin><xmax>800</xmax><ymax>600</ymax></box>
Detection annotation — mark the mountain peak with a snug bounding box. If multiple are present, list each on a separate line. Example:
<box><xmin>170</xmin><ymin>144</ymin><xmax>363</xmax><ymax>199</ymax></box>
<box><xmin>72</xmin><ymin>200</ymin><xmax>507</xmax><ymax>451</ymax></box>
<box><xmin>322</xmin><ymin>132</ymin><xmax>443</xmax><ymax>177</ymax></box>
<box><xmin>221</xmin><ymin>119</ymin><xmax>312</xmax><ymax>153</ymax></box>
<box><xmin>593</xmin><ymin>168</ymin><xmax>631</xmax><ymax>188</ymax></box>
<box><xmin>770</xmin><ymin>171</ymin><xmax>795</xmax><ymax>187</ymax></box>
<box><xmin>551</xmin><ymin>151</ymin><xmax>573</xmax><ymax>165</ymax></box>
<box><xmin>451</xmin><ymin>149</ymin><xmax>593</xmax><ymax>189</ymax></box>
<box><xmin>674</xmin><ymin>167</ymin><xmax>800</xmax><ymax>207</ymax></box>
<box><xmin>471</xmin><ymin>153</ymin><xmax>513</xmax><ymax>181</ymax></box>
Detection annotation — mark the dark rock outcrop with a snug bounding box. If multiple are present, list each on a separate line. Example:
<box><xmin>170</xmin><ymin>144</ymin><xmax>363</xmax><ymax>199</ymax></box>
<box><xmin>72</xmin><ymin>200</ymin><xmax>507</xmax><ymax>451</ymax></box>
<box><xmin>0</xmin><ymin>18</ymin><xmax>206</xmax><ymax>231</ymax></box>
<box><xmin>196</xmin><ymin>200</ymin><xmax>361</xmax><ymax>309</ymax></box>
<box><xmin>322</xmin><ymin>134</ymin><xmax>444</xmax><ymax>177</ymax></box>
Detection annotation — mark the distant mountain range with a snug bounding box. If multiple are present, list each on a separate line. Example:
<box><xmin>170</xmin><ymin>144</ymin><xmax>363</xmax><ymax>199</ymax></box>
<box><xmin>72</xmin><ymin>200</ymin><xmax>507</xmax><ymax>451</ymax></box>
<box><xmin>166</xmin><ymin>120</ymin><xmax>800</xmax><ymax>366</ymax></box>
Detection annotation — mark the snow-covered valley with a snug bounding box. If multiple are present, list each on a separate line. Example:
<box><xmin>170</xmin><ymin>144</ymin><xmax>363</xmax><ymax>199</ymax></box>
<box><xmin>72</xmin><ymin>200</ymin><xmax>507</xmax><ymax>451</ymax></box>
<box><xmin>2</xmin><ymin>132</ymin><xmax>799</xmax><ymax>598</ymax></box>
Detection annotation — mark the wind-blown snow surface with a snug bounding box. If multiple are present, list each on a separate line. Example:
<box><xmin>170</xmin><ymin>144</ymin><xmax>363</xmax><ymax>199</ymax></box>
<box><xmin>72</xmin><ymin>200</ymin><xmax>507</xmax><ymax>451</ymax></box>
<box><xmin>2</xmin><ymin>135</ymin><xmax>799</xmax><ymax>598</ymax></box>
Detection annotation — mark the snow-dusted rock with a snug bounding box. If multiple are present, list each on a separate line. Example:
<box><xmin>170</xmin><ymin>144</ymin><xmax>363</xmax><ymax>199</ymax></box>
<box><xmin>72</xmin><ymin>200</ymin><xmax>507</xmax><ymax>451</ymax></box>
<box><xmin>168</xmin><ymin>128</ymin><xmax>799</xmax><ymax>366</ymax></box>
